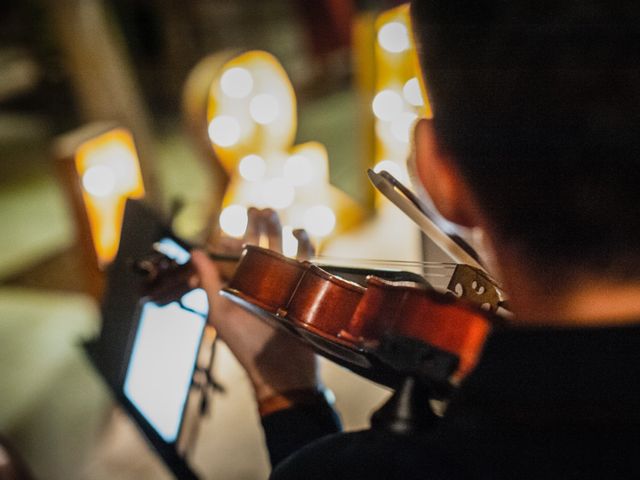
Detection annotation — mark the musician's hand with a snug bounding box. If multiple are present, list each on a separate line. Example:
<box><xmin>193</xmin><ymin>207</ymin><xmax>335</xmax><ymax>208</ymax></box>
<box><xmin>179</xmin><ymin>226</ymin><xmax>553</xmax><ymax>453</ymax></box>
<box><xmin>191</xmin><ymin>208</ymin><xmax>319</xmax><ymax>403</ymax></box>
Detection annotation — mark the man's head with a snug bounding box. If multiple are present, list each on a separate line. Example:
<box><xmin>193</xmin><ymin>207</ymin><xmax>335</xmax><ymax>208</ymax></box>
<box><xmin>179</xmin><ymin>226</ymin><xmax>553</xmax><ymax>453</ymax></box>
<box><xmin>409</xmin><ymin>1</ymin><xmax>640</xmax><ymax>285</ymax></box>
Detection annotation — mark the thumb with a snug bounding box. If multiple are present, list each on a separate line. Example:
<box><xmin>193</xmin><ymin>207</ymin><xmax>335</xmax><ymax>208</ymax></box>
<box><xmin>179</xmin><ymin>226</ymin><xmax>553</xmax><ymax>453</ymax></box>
<box><xmin>190</xmin><ymin>249</ymin><xmax>222</xmax><ymax>296</ymax></box>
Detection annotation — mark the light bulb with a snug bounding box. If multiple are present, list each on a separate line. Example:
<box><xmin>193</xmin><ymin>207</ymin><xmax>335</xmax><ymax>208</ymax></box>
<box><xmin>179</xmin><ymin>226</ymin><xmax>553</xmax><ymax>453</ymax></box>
<box><xmin>250</xmin><ymin>94</ymin><xmax>280</xmax><ymax>125</ymax></box>
<box><xmin>372</xmin><ymin>90</ymin><xmax>403</xmax><ymax>121</ymax></box>
<box><xmin>219</xmin><ymin>205</ymin><xmax>248</xmax><ymax>237</ymax></box>
<box><xmin>262</xmin><ymin>178</ymin><xmax>295</xmax><ymax>209</ymax></box>
<box><xmin>82</xmin><ymin>165</ymin><xmax>117</xmax><ymax>197</ymax></box>
<box><xmin>377</xmin><ymin>22</ymin><xmax>410</xmax><ymax>54</ymax></box>
<box><xmin>284</xmin><ymin>154</ymin><xmax>313</xmax><ymax>186</ymax></box>
<box><xmin>403</xmin><ymin>77</ymin><xmax>424</xmax><ymax>107</ymax></box>
<box><xmin>208</xmin><ymin>115</ymin><xmax>241</xmax><ymax>147</ymax></box>
<box><xmin>239</xmin><ymin>154</ymin><xmax>266</xmax><ymax>182</ymax></box>
<box><xmin>373</xmin><ymin>160</ymin><xmax>406</xmax><ymax>181</ymax></box>
<box><xmin>220</xmin><ymin>67</ymin><xmax>253</xmax><ymax>99</ymax></box>
<box><xmin>391</xmin><ymin>112</ymin><xmax>418</xmax><ymax>143</ymax></box>
<box><xmin>282</xmin><ymin>225</ymin><xmax>299</xmax><ymax>257</ymax></box>
<box><xmin>92</xmin><ymin>142</ymin><xmax>138</xmax><ymax>192</ymax></box>
<box><xmin>303</xmin><ymin>205</ymin><xmax>336</xmax><ymax>237</ymax></box>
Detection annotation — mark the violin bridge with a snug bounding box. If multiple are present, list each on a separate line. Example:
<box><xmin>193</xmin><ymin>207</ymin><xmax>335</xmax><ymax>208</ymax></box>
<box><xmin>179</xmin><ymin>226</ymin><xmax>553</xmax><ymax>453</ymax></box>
<box><xmin>447</xmin><ymin>265</ymin><xmax>502</xmax><ymax>312</ymax></box>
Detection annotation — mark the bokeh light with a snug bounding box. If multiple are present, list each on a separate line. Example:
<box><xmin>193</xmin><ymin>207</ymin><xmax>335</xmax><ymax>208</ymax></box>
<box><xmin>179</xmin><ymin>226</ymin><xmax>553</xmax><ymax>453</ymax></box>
<box><xmin>82</xmin><ymin>165</ymin><xmax>117</xmax><ymax>198</ymax></box>
<box><xmin>284</xmin><ymin>154</ymin><xmax>313</xmax><ymax>186</ymax></box>
<box><xmin>250</xmin><ymin>94</ymin><xmax>280</xmax><ymax>125</ymax></box>
<box><xmin>208</xmin><ymin>115</ymin><xmax>241</xmax><ymax>147</ymax></box>
<box><xmin>377</xmin><ymin>22</ymin><xmax>410</xmax><ymax>53</ymax></box>
<box><xmin>282</xmin><ymin>225</ymin><xmax>299</xmax><ymax>257</ymax></box>
<box><xmin>220</xmin><ymin>67</ymin><xmax>254</xmax><ymax>99</ymax></box>
<box><xmin>303</xmin><ymin>205</ymin><xmax>336</xmax><ymax>237</ymax></box>
<box><xmin>219</xmin><ymin>204</ymin><xmax>248</xmax><ymax>237</ymax></box>
<box><xmin>391</xmin><ymin>112</ymin><xmax>418</xmax><ymax>143</ymax></box>
<box><xmin>373</xmin><ymin>159</ymin><xmax>406</xmax><ymax>181</ymax></box>
<box><xmin>372</xmin><ymin>89</ymin><xmax>403</xmax><ymax>121</ymax></box>
<box><xmin>239</xmin><ymin>154</ymin><xmax>267</xmax><ymax>182</ymax></box>
<box><xmin>262</xmin><ymin>178</ymin><xmax>295</xmax><ymax>209</ymax></box>
<box><xmin>403</xmin><ymin>77</ymin><xmax>424</xmax><ymax>107</ymax></box>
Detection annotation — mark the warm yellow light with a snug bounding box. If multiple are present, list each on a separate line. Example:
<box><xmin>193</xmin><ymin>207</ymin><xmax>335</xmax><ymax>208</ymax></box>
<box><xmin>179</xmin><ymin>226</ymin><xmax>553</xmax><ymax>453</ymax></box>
<box><xmin>220</xmin><ymin>67</ymin><xmax>254</xmax><ymax>99</ymax></box>
<box><xmin>377</xmin><ymin>21</ymin><xmax>410</xmax><ymax>53</ymax></box>
<box><xmin>219</xmin><ymin>204</ymin><xmax>248</xmax><ymax>237</ymax></box>
<box><xmin>262</xmin><ymin>178</ymin><xmax>295</xmax><ymax>209</ymax></box>
<box><xmin>391</xmin><ymin>111</ymin><xmax>418</xmax><ymax>143</ymax></box>
<box><xmin>74</xmin><ymin>127</ymin><xmax>145</xmax><ymax>267</ymax></box>
<box><xmin>239</xmin><ymin>154</ymin><xmax>266</xmax><ymax>182</ymax></box>
<box><xmin>303</xmin><ymin>205</ymin><xmax>336</xmax><ymax>237</ymax></box>
<box><xmin>82</xmin><ymin>165</ymin><xmax>117</xmax><ymax>198</ymax></box>
<box><xmin>373</xmin><ymin>159</ymin><xmax>406</xmax><ymax>181</ymax></box>
<box><xmin>208</xmin><ymin>115</ymin><xmax>241</xmax><ymax>147</ymax></box>
<box><xmin>372</xmin><ymin>89</ymin><xmax>403</xmax><ymax>121</ymax></box>
<box><xmin>250</xmin><ymin>93</ymin><xmax>280</xmax><ymax>125</ymax></box>
<box><xmin>284</xmin><ymin>154</ymin><xmax>313</xmax><ymax>186</ymax></box>
<box><xmin>282</xmin><ymin>225</ymin><xmax>298</xmax><ymax>257</ymax></box>
<box><xmin>403</xmin><ymin>77</ymin><xmax>424</xmax><ymax>107</ymax></box>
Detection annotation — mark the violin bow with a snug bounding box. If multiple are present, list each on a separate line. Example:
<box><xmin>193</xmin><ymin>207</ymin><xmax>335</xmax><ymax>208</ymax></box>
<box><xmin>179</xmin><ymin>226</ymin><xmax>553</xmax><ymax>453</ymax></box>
<box><xmin>367</xmin><ymin>169</ymin><xmax>486</xmax><ymax>273</ymax></box>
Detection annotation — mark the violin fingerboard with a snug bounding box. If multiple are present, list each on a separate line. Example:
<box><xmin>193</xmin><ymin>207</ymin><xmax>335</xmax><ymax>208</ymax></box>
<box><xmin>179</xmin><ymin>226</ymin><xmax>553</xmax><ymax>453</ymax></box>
<box><xmin>447</xmin><ymin>265</ymin><xmax>501</xmax><ymax>312</ymax></box>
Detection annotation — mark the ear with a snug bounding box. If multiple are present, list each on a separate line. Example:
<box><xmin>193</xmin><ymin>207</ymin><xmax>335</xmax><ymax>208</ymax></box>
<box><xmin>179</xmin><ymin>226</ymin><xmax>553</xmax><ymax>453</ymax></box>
<box><xmin>413</xmin><ymin>118</ymin><xmax>479</xmax><ymax>227</ymax></box>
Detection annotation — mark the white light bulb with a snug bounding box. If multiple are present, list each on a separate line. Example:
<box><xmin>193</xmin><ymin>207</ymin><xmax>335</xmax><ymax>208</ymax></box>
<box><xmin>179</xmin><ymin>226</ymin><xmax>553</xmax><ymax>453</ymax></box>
<box><xmin>219</xmin><ymin>205</ymin><xmax>248</xmax><ymax>237</ymax></box>
<box><xmin>239</xmin><ymin>154</ymin><xmax>266</xmax><ymax>182</ymax></box>
<box><xmin>95</xmin><ymin>142</ymin><xmax>137</xmax><ymax>192</ymax></box>
<box><xmin>372</xmin><ymin>90</ymin><xmax>403</xmax><ymax>121</ymax></box>
<box><xmin>373</xmin><ymin>160</ymin><xmax>406</xmax><ymax>181</ymax></box>
<box><xmin>282</xmin><ymin>225</ymin><xmax>299</xmax><ymax>258</ymax></box>
<box><xmin>391</xmin><ymin>112</ymin><xmax>418</xmax><ymax>143</ymax></box>
<box><xmin>262</xmin><ymin>178</ymin><xmax>295</xmax><ymax>209</ymax></box>
<box><xmin>304</xmin><ymin>205</ymin><xmax>336</xmax><ymax>237</ymax></box>
<box><xmin>377</xmin><ymin>22</ymin><xmax>410</xmax><ymax>54</ymax></box>
<box><xmin>82</xmin><ymin>165</ymin><xmax>117</xmax><ymax>197</ymax></box>
<box><xmin>208</xmin><ymin>116</ymin><xmax>241</xmax><ymax>147</ymax></box>
<box><xmin>284</xmin><ymin>154</ymin><xmax>313</xmax><ymax>186</ymax></box>
<box><xmin>403</xmin><ymin>77</ymin><xmax>424</xmax><ymax>107</ymax></box>
<box><xmin>250</xmin><ymin>94</ymin><xmax>280</xmax><ymax>125</ymax></box>
<box><xmin>220</xmin><ymin>67</ymin><xmax>253</xmax><ymax>99</ymax></box>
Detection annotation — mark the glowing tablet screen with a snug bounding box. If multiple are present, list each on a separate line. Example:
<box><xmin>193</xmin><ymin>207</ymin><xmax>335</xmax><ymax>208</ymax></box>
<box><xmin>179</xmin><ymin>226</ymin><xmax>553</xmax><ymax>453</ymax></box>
<box><xmin>123</xmin><ymin>292</ymin><xmax>207</xmax><ymax>443</ymax></box>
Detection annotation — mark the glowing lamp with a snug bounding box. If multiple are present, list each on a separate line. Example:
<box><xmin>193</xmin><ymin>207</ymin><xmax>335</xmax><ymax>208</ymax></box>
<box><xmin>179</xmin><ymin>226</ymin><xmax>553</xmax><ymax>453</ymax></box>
<box><xmin>367</xmin><ymin>4</ymin><xmax>433</xmax><ymax>206</ymax></box>
<box><xmin>204</xmin><ymin>50</ymin><xmax>364</xmax><ymax>253</ymax></box>
<box><xmin>54</xmin><ymin>124</ymin><xmax>145</xmax><ymax>297</ymax></box>
<box><xmin>206</xmin><ymin>51</ymin><xmax>296</xmax><ymax>173</ymax></box>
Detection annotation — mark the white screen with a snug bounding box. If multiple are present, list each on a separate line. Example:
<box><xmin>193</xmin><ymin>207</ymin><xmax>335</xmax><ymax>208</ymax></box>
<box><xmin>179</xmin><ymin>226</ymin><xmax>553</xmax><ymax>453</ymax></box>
<box><xmin>123</xmin><ymin>292</ymin><xmax>206</xmax><ymax>443</ymax></box>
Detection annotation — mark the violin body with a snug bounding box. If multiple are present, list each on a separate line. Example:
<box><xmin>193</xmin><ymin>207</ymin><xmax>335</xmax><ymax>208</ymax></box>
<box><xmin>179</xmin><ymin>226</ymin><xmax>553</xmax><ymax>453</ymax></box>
<box><xmin>222</xmin><ymin>245</ymin><xmax>501</xmax><ymax>394</ymax></box>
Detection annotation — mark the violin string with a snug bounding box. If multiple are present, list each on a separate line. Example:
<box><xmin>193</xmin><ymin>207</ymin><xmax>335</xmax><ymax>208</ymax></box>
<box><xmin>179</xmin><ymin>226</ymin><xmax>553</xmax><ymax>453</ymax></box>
<box><xmin>309</xmin><ymin>255</ymin><xmax>458</xmax><ymax>269</ymax></box>
<box><xmin>206</xmin><ymin>250</ymin><xmax>459</xmax><ymax>269</ymax></box>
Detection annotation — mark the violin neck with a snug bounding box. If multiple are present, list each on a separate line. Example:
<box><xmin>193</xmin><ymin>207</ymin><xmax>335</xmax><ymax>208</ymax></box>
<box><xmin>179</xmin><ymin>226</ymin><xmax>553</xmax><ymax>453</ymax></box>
<box><xmin>205</xmin><ymin>251</ymin><xmax>241</xmax><ymax>281</ymax></box>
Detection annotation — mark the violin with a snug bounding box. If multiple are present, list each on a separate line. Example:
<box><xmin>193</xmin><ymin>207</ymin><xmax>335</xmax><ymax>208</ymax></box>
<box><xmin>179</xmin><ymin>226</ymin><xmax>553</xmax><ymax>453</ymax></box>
<box><xmin>221</xmin><ymin>244</ymin><xmax>503</xmax><ymax>396</ymax></box>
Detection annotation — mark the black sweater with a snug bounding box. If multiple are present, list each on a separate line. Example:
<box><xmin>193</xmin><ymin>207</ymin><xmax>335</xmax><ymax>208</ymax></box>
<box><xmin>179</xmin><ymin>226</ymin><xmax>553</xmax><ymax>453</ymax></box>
<box><xmin>263</xmin><ymin>322</ymin><xmax>640</xmax><ymax>479</ymax></box>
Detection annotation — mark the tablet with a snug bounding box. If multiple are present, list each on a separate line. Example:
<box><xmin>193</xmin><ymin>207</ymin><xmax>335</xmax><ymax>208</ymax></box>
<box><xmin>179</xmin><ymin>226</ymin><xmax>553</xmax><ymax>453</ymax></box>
<box><xmin>123</xmin><ymin>237</ymin><xmax>208</xmax><ymax>443</ymax></box>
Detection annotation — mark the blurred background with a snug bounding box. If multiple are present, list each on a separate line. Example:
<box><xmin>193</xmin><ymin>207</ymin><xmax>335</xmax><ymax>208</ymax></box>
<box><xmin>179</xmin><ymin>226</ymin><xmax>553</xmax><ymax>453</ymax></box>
<box><xmin>0</xmin><ymin>0</ymin><xmax>430</xmax><ymax>478</ymax></box>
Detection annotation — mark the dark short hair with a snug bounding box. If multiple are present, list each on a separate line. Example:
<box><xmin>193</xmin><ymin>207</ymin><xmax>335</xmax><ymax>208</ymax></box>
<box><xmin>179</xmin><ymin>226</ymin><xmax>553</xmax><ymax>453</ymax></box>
<box><xmin>411</xmin><ymin>1</ymin><xmax>640</xmax><ymax>283</ymax></box>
